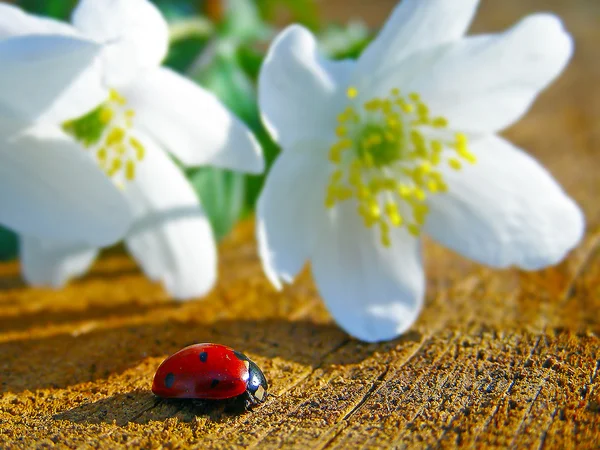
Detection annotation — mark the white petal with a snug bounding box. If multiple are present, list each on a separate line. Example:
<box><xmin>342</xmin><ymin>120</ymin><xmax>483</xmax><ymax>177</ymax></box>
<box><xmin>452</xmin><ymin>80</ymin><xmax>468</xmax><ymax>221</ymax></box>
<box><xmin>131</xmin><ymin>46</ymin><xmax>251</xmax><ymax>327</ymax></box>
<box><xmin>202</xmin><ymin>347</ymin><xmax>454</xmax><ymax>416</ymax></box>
<box><xmin>425</xmin><ymin>135</ymin><xmax>585</xmax><ymax>270</ymax></box>
<box><xmin>354</xmin><ymin>0</ymin><xmax>478</xmax><ymax>83</ymax></box>
<box><xmin>72</xmin><ymin>0</ymin><xmax>168</xmax><ymax>86</ymax></box>
<box><xmin>123</xmin><ymin>133</ymin><xmax>217</xmax><ymax>300</ymax></box>
<box><xmin>311</xmin><ymin>201</ymin><xmax>425</xmax><ymax>343</ymax></box>
<box><xmin>123</xmin><ymin>67</ymin><xmax>263</xmax><ymax>174</ymax></box>
<box><xmin>404</xmin><ymin>14</ymin><xmax>573</xmax><ymax>133</ymax></box>
<box><xmin>20</xmin><ymin>237</ymin><xmax>98</xmax><ymax>287</ymax></box>
<box><xmin>0</xmin><ymin>126</ymin><xmax>131</xmax><ymax>245</ymax></box>
<box><xmin>257</xmin><ymin>141</ymin><xmax>330</xmax><ymax>289</ymax></box>
<box><xmin>0</xmin><ymin>3</ymin><xmax>76</xmax><ymax>38</ymax></box>
<box><xmin>259</xmin><ymin>25</ymin><xmax>354</xmax><ymax>150</ymax></box>
<box><xmin>0</xmin><ymin>35</ymin><xmax>107</xmax><ymax>126</ymax></box>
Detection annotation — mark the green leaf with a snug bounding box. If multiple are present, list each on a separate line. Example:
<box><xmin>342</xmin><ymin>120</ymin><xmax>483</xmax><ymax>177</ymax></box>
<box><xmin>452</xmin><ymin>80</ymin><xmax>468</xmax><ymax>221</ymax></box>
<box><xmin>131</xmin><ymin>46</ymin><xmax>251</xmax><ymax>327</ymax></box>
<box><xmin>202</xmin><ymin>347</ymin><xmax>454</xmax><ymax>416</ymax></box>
<box><xmin>237</xmin><ymin>45</ymin><xmax>264</xmax><ymax>81</ymax></box>
<box><xmin>220</xmin><ymin>0</ymin><xmax>271</xmax><ymax>43</ymax></box>
<box><xmin>164</xmin><ymin>36</ymin><xmax>209</xmax><ymax>73</ymax></box>
<box><xmin>192</xmin><ymin>44</ymin><xmax>281</xmax><ymax>211</ymax></box>
<box><xmin>194</xmin><ymin>44</ymin><xmax>260</xmax><ymax>131</ymax></box>
<box><xmin>187</xmin><ymin>50</ymin><xmax>256</xmax><ymax>233</ymax></box>
<box><xmin>151</xmin><ymin>0</ymin><xmax>198</xmax><ymax>19</ymax></box>
<box><xmin>257</xmin><ymin>0</ymin><xmax>321</xmax><ymax>30</ymax></box>
<box><xmin>18</xmin><ymin>0</ymin><xmax>76</xmax><ymax>19</ymax></box>
<box><xmin>0</xmin><ymin>226</ymin><xmax>18</xmax><ymax>261</ymax></box>
<box><xmin>187</xmin><ymin>167</ymin><xmax>246</xmax><ymax>240</ymax></box>
<box><xmin>319</xmin><ymin>21</ymin><xmax>372</xmax><ymax>60</ymax></box>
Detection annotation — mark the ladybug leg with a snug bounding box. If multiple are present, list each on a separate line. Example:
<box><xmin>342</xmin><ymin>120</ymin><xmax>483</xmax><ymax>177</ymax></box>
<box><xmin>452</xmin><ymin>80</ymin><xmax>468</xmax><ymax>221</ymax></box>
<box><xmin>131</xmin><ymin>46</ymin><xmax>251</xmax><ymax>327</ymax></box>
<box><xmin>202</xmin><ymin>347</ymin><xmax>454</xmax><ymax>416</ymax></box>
<box><xmin>245</xmin><ymin>391</ymin><xmax>263</xmax><ymax>408</ymax></box>
<box><xmin>224</xmin><ymin>394</ymin><xmax>251</xmax><ymax>414</ymax></box>
<box><xmin>245</xmin><ymin>394</ymin><xmax>257</xmax><ymax>410</ymax></box>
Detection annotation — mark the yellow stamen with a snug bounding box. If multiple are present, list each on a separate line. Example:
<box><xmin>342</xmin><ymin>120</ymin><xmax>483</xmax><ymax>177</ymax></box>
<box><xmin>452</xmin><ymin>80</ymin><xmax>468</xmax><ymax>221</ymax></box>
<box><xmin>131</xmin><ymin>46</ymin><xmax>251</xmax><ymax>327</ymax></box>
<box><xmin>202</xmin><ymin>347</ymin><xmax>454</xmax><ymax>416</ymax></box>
<box><xmin>336</xmin><ymin>126</ymin><xmax>348</xmax><ymax>137</ymax></box>
<box><xmin>125</xmin><ymin>160</ymin><xmax>136</xmax><ymax>181</ymax></box>
<box><xmin>408</xmin><ymin>224</ymin><xmax>420</xmax><ymax>237</ymax></box>
<box><xmin>380</xmin><ymin>222</ymin><xmax>391</xmax><ymax>248</ymax></box>
<box><xmin>347</xmin><ymin>86</ymin><xmax>359</xmax><ymax>99</ymax></box>
<box><xmin>62</xmin><ymin>89</ymin><xmax>145</xmax><ymax>183</ymax></box>
<box><xmin>130</xmin><ymin>137</ymin><xmax>145</xmax><ymax>161</ymax></box>
<box><xmin>109</xmin><ymin>89</ymin><xmax>126</xmax><ymax>106</ymax></box>
<box><xmin>431</xmin><ymin>117</ymin><xmax>448</xmax><ymax>128</ymax></box>
<box><xmin>449</xmin><ymin>158</ymin><xmax>462</xmax><ymax>171</ymax></box>
<box><xmin>100</xmin><ymin>108</ymin><xmax>114</xmax><ymax>124</ymax></box>
<box><xmin>106</xmin><ymin>127</ymin><xmax>125</xmax><ymax>146</ymax></box>
<box><xmin>324</xmin><ymin>86</ymin><xmax>476</xmax><ymax>247</ymax></box>
<box><xmin>97</xmin><ymin>147</ymin><xmax>107</xmax><ymax>162</ymax></box>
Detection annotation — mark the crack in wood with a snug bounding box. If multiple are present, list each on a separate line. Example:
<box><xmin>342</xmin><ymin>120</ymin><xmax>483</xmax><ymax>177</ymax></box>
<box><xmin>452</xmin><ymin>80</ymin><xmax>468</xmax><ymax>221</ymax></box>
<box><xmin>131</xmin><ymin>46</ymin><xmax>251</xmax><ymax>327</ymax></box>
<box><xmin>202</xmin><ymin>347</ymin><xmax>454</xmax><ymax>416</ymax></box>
<box><xmin>468</xmin><ymin>236</ymin><xmax>600</xmax><ymax>446</ymax></box>
<box><xmin>434</xmin><ymin>332</ymin><xmax>523</xmax><ymax>446</ymax></box>
<box><xmin>117</xmin><ymin>397</ymin><xmax>163</xmax><ymax>426</ymax></box>
<box><xmin>316</xmin><ymin>338</ymin><xmax>435</xmax><ymax>450</ymax></box>
<box><xmin>244</xmin><ymin>338</ymin><xmax>352</xmax><ymax>450</ymax></box>
<box><xmin>341</xmin><ymin>367</ymin><xmax>390</xmax><ymax>422</ymax></box>
<box><xmin>590</xmin><ymin>358</ymin><xmax>600</xmax><ymax>384</ymax></box>
<box><xmin>264</xmin><ymin>337</ymin><xmax>352</xmax><ymax>405</ymax></box>
<box><xmin>329</xmin><ymin>279</ymin><xmax>488</xmax><ymax>449</ymax></box>
<box><xmin>346</xmin><ymin>337</ymin><xmax>462</xmax><ymax>448</ymax></box>
<box><xmin>312</xmin><ymin>367</ymin><xmax>391</xmax><ymax>450</ymax></box>
<box><xmin>392</xmin><ymin>332</ymin><xmax>505</xmax><ymax>447</ymax></box>
<box><xmin>536</xmin><ymin>407</ymin><xmax>558</xmax><ymax>450</ymax></box>
<box><xmin>472</xmin><ymin>334</ymin><xmax>543</xmax><ymax>444</ymax></box>
<box><xmin>585</xmin><ymin>359</ymin><xmax>600</xmax><ymax>412</ymax></box>
<box><xmin>489</xmin><ymin>234</ymin><xmax>600</xmax><ymax>448</ymax></box>
<box><xmin>510</xmin><ymin>382</ymin><xmax>546</xmax><ymax>448</ymax></box>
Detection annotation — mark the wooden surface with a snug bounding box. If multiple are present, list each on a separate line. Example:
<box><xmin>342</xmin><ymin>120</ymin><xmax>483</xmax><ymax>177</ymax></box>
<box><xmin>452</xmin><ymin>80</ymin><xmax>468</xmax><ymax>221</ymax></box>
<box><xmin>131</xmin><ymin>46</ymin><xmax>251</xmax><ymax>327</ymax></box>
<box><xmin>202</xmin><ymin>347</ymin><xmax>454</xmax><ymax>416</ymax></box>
<box><xmin>1</xmin><ymin>0</ymin><xmax>599</xmax><ymax>448</ymax></box>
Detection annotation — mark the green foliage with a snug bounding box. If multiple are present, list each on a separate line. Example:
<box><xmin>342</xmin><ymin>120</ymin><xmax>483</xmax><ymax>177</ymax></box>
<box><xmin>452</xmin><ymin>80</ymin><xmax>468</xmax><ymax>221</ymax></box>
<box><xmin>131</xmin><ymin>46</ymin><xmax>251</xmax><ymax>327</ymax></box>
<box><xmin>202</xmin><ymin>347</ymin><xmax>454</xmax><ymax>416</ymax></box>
<box><xmin>220</xmin><ymin>0</ymin><xmax>272</xmax><ymax>43</ymax></box>
<box><xmin>319</xmin><ymin>22</ymin><xmax>372</xmax><ymax>60</ymax></box>
<box><xmin>151</xmin><ymin>0</ymin><xmax>199</xmax><ymax>18</ymax></box>
<box><xmin>188</xmin><ymin>166</ymin><xmax>246</xmax><ymax>240</ymax></box>
<box><xmin>258</xmin><ymin>0</ymin><xmax>321</xmax><ymax>30</ymax></box>
<box><xmin>186</xmin><ymin>0</ymin><xmax>280</xmax><ymax>238</ymax></box>
<box><xmin>164</xmin><ymin>34</ymin><xmax>209</xmax><ymax>73</ymax></box>
<box><xmin>0</xmin><ymin>226</ymin><xmax>18</xmax><ymax>261</ymax></box>
<box><xmin>18</xmin><ymin>0</ymin><xmax>76</xmax><ymax>19</ymax></box>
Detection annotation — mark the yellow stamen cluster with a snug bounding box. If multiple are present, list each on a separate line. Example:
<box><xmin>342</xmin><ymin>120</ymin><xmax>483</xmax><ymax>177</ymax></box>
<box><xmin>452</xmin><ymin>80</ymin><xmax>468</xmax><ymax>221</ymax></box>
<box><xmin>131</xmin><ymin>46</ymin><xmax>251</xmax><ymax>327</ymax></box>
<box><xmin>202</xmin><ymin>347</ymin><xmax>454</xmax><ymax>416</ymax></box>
<box><xmin>63</xmin><ymin>89</ymin><xmax>145</xmax><ymax>182</ymax></box>
<box><xmin>326</xmin><ymin>86</ymin><xmax>477</xmax><ymax>247</ymax></box>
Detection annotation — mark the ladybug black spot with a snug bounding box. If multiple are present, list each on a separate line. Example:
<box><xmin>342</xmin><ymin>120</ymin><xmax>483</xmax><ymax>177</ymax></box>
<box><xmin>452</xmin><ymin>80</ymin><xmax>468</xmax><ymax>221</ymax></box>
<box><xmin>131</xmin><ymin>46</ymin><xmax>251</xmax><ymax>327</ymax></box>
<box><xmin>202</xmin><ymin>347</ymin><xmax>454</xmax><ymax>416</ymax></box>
<box><xmin>210</xmin><ymin>379</ymin><xmax>219</xmax><ymax>389</ymax></box>
<box><xmin>199</xmin><ymin>352</ymin><xmax>208</xmax><ymax>362</ymax></box>
<box><xmin>233</xmin><ymin>350</ymin><xmax>248</xmax><ymax>361</ymax></box>
<box><xmin>165</xmin><ymin>372</ymin><xmax>175</xmax><ymax>389</ymax></box>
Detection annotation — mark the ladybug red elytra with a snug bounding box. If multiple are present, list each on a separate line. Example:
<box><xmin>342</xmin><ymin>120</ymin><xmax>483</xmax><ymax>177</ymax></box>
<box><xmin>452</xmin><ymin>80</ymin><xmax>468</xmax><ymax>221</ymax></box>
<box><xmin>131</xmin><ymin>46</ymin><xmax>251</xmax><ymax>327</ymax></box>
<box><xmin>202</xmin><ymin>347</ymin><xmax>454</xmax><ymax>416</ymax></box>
<box><xmin>152</xmin><ymin>343</ymin><xmax>268</xmax><ymax>409</ymax></box>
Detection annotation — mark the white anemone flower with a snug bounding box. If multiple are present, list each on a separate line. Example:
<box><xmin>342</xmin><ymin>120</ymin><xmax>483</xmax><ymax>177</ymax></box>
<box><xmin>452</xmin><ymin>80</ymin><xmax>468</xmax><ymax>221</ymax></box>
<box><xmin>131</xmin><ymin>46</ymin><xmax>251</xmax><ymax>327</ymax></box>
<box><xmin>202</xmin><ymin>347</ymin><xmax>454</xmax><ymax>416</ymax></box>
<box><xmin>0</xmin><ymin>0</ymin><xmax>264</xmax><ymax>299</ymax></box>
<box><xmin>0</xmin><ymin>34</ymin><xmax>131</xmax><ymax>245</ymax></box>
<box><xmin>257</xmin><ymin>0</ymin><xmax>585</xmax><ymax>342</ymax></box>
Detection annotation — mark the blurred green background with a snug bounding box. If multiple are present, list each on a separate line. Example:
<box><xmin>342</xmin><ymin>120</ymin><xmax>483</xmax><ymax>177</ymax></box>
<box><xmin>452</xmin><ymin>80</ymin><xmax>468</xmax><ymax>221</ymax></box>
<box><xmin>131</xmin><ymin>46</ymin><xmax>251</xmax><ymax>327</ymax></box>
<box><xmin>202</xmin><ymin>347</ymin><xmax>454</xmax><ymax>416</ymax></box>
<box><xmin>0</xmin><ymin>0</ymin><xmax>372</xmax><ymax>259</ymax></box>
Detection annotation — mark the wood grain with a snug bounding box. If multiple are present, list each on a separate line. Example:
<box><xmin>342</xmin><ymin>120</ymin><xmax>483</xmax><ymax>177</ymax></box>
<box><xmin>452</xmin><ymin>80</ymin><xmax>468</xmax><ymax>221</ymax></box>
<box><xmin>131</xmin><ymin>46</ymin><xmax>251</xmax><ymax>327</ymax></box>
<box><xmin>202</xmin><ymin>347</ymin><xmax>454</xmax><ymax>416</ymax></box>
<box><xmin>1</xmin><ymin>0</ymin><xmax>599</xmax><ymax>448</ymax></box>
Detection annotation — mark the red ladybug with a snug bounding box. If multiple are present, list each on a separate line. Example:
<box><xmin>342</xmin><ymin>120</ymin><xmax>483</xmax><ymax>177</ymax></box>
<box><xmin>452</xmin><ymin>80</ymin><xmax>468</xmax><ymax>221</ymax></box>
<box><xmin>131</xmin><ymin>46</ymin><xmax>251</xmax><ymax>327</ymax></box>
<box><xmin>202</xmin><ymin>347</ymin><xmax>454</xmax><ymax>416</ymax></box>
<box><xmin>152</xmin><ymin>343</ymin><xmax>268</xmax><ymax>409</ymax></box>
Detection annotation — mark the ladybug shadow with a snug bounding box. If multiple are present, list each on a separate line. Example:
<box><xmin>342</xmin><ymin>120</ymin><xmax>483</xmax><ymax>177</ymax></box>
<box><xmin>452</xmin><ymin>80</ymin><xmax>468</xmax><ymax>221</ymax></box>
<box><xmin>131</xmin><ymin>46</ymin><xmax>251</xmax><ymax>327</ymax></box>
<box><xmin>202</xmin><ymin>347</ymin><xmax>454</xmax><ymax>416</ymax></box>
<box><xmin>54</xmin><ymin>390</ymin><xmax>249</xmax><ymax>425</ymax></box>
<box><xmin>2</xmin><ymin>317</ymin><xmax>413</xmax><ymax>394</ymax></box>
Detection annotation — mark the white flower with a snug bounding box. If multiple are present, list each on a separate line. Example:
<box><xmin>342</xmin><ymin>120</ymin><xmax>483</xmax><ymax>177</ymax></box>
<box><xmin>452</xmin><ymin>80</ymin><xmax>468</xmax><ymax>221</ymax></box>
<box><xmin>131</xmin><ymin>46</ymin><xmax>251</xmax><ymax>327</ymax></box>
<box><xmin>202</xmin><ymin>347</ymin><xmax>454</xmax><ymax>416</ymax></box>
<box><xmin>257</xmin><ymin>0</ymin><xmax>585</xmax><ymax>342</ymax></box>
<box><xmin>1</xmin><ymin>0</ymin><xmax>264</xmax><ymax>299</ymax></box>
<box><xmin>0</xmin><ymin>34</ymin><xmax>132</xmax><ymax>245</ymax></box>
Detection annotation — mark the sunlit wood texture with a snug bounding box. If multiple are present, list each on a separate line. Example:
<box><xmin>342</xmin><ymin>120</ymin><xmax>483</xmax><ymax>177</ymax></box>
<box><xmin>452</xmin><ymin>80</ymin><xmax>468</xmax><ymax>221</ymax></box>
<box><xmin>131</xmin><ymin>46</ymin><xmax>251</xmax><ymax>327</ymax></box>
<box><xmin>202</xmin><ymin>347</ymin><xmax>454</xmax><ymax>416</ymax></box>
<box><xmin>1</xmin><ymin>0</ymin><xmax>599</xmax><ymax>448</ymax></box>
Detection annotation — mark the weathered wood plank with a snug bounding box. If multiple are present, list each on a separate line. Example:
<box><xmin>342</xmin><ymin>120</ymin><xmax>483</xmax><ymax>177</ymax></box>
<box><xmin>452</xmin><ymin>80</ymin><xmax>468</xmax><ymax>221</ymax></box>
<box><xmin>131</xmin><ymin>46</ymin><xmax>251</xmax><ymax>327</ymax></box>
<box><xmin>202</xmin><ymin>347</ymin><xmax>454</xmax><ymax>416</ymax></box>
<box><xmin>1</xmin><ymin>0</ymin><xmax>599</xmax><ymax>448</ymax></box>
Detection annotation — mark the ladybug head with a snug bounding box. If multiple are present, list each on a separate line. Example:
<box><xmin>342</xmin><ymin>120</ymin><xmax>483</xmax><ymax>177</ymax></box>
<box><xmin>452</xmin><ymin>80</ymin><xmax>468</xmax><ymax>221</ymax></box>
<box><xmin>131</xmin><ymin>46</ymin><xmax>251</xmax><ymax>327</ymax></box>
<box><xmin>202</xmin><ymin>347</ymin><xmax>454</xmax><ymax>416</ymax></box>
<box><xmin>246</xmin><ymin>360</ymin><xmax>268</xmax><ymax>403</ymax></box>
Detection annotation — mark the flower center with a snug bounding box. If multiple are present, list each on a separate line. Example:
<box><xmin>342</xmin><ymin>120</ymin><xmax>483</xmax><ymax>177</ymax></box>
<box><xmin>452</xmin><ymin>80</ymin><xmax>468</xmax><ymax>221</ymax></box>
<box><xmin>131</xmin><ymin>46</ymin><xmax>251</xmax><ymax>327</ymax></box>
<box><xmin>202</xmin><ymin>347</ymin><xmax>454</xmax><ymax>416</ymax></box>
<box><xmin>62</xmin><ymin>89</ymin><xmax>145</xmax><ymax>183</ymax></box>
<box><xmin>326</xmin><ymin>86</ymin><xmax>477</xmax><ymax>247</ymax></box>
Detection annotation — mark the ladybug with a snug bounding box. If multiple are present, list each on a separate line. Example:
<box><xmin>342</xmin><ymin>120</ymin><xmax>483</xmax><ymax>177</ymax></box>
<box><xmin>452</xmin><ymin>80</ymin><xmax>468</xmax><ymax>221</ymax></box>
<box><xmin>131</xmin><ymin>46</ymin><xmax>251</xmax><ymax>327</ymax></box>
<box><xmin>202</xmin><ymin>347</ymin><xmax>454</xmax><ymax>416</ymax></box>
<box><xmin>152</xmin><ymin>343</ymin><xmax>268</xmax><ymax>409</ymax></box>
